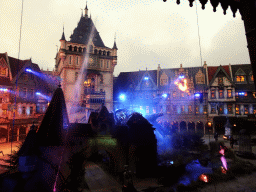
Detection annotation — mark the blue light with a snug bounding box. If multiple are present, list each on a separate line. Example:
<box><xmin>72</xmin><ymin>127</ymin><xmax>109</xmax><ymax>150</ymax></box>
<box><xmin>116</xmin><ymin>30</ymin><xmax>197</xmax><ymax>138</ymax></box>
<box><xmin>36</xmin><ymin>92</ymin><xmax>41</xmax><ymax>95</ymax></box>
<box><xmin>144</xmin><ymin>77</ymin><xmax>149</xmax><ymax>80</ymax></box>
<box><xmin>119</xmin><ymin>94</ymin><xmax>126</xmax><ymax>101</ymax></box>
<box><xmin>194</xmin><ymin>93</ymin><xmax>200</xmax><ymax>97</ymax></box>
<box><xmin>162</xmin><ymin>93</ymin><xmax>167</xmax><ymax>98</ymax></box>
<box><xmin>0</xmin><ymin>88</ymin><xmax>8</xmax><ymax>92</ymax></box>
<box><xmin>238</xmin><ymin>92</ymin><xmax>245</xmax><ymax>96</ymax></box>
<box><xmin>179</xmin><ymin>75</ymin><xmax>185</xmax><ymax>79</ymax></box>
<box><xmin>25</xmin><ymin>68</ymin><xmax>32</xmax><ymax>73</ymax></box>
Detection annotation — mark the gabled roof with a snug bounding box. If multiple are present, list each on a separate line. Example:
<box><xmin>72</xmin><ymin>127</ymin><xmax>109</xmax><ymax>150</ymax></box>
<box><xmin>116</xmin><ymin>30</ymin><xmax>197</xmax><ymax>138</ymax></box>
<box><xmin>135</xmin><ymin>70</ymin><xmax>158</xmax><ymax>91</ymax></box>
<box><xmin>208</xmin><ymin>65</ymin><xmax>233</xmax><ymax>86</ymax></box>
<box><xmin>69</xmin><ymin>16</ymin><xmax>106</xmax><ymax>48</ymax></box>
<box><xmin>208</xmin><ymin>65</ymin><xmax>230</xmax><ymax>83</ymax></box>
<box><xmin>8</xmin><ymin>56</ymin><xmax>30</xmax><ymax>79</ymax></box>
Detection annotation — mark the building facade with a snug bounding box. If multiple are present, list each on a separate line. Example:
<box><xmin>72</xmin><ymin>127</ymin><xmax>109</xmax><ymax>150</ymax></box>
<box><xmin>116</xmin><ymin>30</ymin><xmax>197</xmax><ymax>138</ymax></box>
<box><xmin>0</xmin><ymin>52</ymin><xmax>53</xmax><ymax>142</ymax></box>
<box><xmin>55</xmin><ymin>5</ymin><xmax>117</xmax><ymax>123</ymax></box>
<box><xmin>114</xmin><ymin>63</ymin><xmax>256</xmax><ymax>135</ymax></box>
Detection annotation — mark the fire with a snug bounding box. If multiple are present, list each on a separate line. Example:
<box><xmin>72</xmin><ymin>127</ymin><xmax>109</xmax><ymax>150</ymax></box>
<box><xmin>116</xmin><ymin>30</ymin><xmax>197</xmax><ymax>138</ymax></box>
<box><xmin>174</xmin><ymin>78</ymin><xmax>188</xmax><ymax>92</ymax></box>
<box><xmin>199</xmin><ymin>174</ymin><xmax>209</xmax><ymax>183</ymax></box>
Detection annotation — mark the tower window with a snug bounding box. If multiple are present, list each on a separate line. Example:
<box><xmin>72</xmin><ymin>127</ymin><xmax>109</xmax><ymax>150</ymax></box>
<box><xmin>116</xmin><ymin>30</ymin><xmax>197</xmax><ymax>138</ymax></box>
<box><xmin>69</xmin><ymin>56</ymin><xmax>72</xmax><ymax>64</ymax></box>
<box><xmin>69</xmin><ymin>46</ymin><xmax>72</xmax><ymax>51</ymax></box>
<box><xmin>76</xmin><ymin>57</ymin><xmax>79</xmax><ymax>65</ymax></box>
<box><xmin>99</xmin><ymin>50</ymin><xmax>102</xmax><ymax>55</ymax></box>
<box><xmin>94</xmin><ymin>49</ymin><xmax>98</xmax><ymax>54</ymax></box>
<box><xmin>103</xmin><ymin>51</ymin><xmax>106</xmax><ymax>56</ymax></box>
<box><xmin>106</xmin><ymin>61</ymin><xmax>109</xmax><ymax>68</ymax></box>
<box><xmin>74</xmin><ymin>46</ymin><xmax>77</xmax><ymax>52</ymax></box>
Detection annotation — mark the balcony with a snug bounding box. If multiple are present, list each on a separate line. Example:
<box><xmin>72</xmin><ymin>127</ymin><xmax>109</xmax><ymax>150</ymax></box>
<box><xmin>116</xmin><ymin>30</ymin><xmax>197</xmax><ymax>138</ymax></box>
<box><xmin>84</xmin><ymin>89</ymin><xmax>106</xmax><ymax>96</ymax></box>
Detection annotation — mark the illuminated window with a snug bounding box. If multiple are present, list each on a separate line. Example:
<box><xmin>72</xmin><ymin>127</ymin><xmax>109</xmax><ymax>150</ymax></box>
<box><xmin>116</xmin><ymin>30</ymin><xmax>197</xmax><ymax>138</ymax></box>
<box><xmin>203</xmin><ymin>105</ymin><xmax>207</xmax><ymax>114</ymax></box>
<box><xmin>211</xmin><ymin>90</ymin><xmax>216</xmax><ymax>99</ymax></box>
<box><xmin>188</xmin><ymin>105</ymin><xmax>192</xmax><ymax>114</ymax></box>
<box><xmin>236</xmin><ymin>75</ymin><xmax>245</xmax><ymax>82</ymax></box>
<box><xmin>2</xmin><ymin>109</ymin><xmax>7</xmax><ymax>116</ymax></box>
<box><xmin>219</xmin><ymin>90</ymin><xmax>224</xmax><ymax>98</ymax></box>
<box><xmin>227</xmin><ymin>89</ymin><xmax>232</xmax><ymax>98</ymax></box>
<box><xmin>210</xmin><ymin>104</ymin><xmax>216</xmax><ymax>114</ymax></box>
<box><xmin>236</xmin><ymin>105</ymin><xmax>240</xmax><ymax>115</ymax></box>
<box><xmin>0</xmin><ymin>68</ymin><xmax>6</xmax><ymax>76</ymax></box>
<box><xmin>195</xmin><ymin>105</ymin><xmax>199</xmax><ymax>114</ymax></box>
<box><xmin>253</xmin><ymin>92</ymin><xmax>256</xmax><ymax>99</ymax></box>
<box><xmin>253</xmin><ymin>105</ymin><xmax>256</xmax><ymax>114</ymax></box>
<box><xmin>227</xmin><ymin>104</ymin><xmax>233</xmax><ymax>114</ymax></box>
<box><xmin>219</xmin><ymin>104</ymin><xmax>224</xmax><ymax>114</ymax></box>
<box><xmin>244</xmin><ymin>105</ymin><xmax>249</xmax><ymax>115</ymax></box>
<box><xmin>218</xmin><ymin>77</ymin><xmax>223</xmax><ymax>85</ymax></box>
<box><xmin>250</xmin><ymin>74</ymin><xmax>254</xmax><ymax>82</ymax></box>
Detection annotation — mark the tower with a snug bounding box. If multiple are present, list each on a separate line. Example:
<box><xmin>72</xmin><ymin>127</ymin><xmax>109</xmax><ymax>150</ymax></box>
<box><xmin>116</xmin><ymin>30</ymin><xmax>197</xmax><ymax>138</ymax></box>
<box><xmin>55</xmin><ymin>4</ymin><xmax>117</xmax><ymax>122</ymax></box>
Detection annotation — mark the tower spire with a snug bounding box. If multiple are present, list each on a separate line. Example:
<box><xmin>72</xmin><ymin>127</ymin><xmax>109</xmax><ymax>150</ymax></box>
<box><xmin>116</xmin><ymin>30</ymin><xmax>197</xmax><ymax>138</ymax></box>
<box><xmin>84</xmin><ymin>1</ymin><xmax>88</xmax><ymax>17</ymax></box>
<box><xmin>113</xmin><ymin>32</ymin><xmax>117</xmax><ymax>50</ymax></box>
<box><xmin>60</xmin><ymin>25</ymin><xmax>66</xmax><ymax>41</ymax></box>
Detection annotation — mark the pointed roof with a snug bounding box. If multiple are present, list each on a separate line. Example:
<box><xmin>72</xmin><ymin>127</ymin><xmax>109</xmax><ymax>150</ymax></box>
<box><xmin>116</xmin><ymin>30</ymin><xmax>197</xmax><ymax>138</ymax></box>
<box><xmin>60</xmin><ymin>27</ymin><xmax>66</xmax><ymax>41</ymax></box>
<box><xmin>113</xmin><ymin>41</ymin><xmax>117</xmax><ymax>50</ymax></box>
<box><xmin>208</xmin><ymin>65</ymin><xmax>233</xmax><ymax>86</ymax></box>
<box><xmin>36</xmin><ymin>86</ymin><xmax>69</xmax><ymax>146</ymax></box>
<box><xmin>69</xmin><ymin>16</ymin><xmax>106</xmax><ymax>47</ymax></box>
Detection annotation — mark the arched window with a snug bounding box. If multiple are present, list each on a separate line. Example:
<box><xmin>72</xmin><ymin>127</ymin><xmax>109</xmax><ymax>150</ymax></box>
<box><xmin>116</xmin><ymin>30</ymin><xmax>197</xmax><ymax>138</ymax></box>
<box><xmin>78</xmin><ymin>47</ymin><xmax>82</xmax><ymax>52</ymax></box>
<box><xmin>69</xmin><ymin>46</ymin><xmax>72</xmax><ymax>51</ymax></box>
<box><xmin>94</xmin><ymin>49</ymin><xmax>98</xmax><ymax>54</ymax></box>
<box><xmin>103</xmin><ymin>51</ymin><xmax>106</xmax><ymax>56</ymax></box>
<box><xmin>99</xmin><ymin>50</ymin><xmax>102</xmax><ymax>55</ymax></box>
<box><xmin>74</xmin><ymin>46</ymin><xmax>77</xmax><ymax>52</ymax></box>
<box><xmin>69</xmin><ymin>56</ymin><xmax>72</xmax><ymax>64</ymax></box>
<box><xmin>107</xmin><ymin>51</ymin><xmax>110</xmax><ymax>56</ymax></box>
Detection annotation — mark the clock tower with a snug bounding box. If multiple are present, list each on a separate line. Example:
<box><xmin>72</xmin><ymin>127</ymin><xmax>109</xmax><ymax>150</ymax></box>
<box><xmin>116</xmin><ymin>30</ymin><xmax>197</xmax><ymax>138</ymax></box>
<box><xmin>55</xmin><ymin>4</ymin><xmax>117</xmax><ymax>122</ymax></box>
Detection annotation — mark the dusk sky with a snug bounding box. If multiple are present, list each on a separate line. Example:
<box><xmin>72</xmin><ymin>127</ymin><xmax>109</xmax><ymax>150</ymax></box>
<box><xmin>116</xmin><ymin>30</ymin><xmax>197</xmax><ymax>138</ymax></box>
<box><xmin>0</xmin><ymin>0</ymin><xmax>251</xmax><ymax>76</ymax></box>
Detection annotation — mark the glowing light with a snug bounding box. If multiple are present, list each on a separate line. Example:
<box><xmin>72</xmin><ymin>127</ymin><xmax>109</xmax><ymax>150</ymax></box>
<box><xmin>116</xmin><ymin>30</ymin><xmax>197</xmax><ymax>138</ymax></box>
<box><xmin>219</xmin><ymin>146</ymin><xmax>228</xmax><ymax>171</ymax></box>
<box><xmin>25</xmin><ymin>68</ymin><xmax>32</xmax><ymax>73</ymax></box>
<box><xmin>174</xmin><ymin>78</ymin><xmax>188</xmax><ymax>92</ymax></box>
<box><xmin>0</xmin><ymin>88</ymin><xmax>8</xmax><ymax>92</ymax></box>
<box><xmin>119</xmin><ymin>94</ymin><xmax>126</xmax><ymax>101</ymax></box>
<box><xmin>162</xmin><ymin>93</ymin><xmax>167</xmax><ymax>98</ymax></box>
<box><xmin>36</xmin><ymin>92</ymin><xmax>51</xmax><ymax>101</ymax></box>
<box><xmin>194</xmin><ymin>93</ymin><xmax>201</xmax><ymax>97</ymax></box>
<box><xmin>238</xmin><ymin>92</ymin><xmax>245</xmax><ymax>96</ymax></box>
<box><xmin>199</xmin><ymin>174</ymin><xmax>209</xmax><ymax>183</ymax></box>
<box><xmin>179</xmin><ymin>75</ymin><xmax>185</xmax><ymax>79</ymax></box>
<box><xmin>36</xmin><ymin>92</ymin><xmax>41</xmax><ymax>95</ymax></box>
<box><xmin>144</xmin><ymin>77</ymin><xmax>149</xmax><ymax>80</ymax></box>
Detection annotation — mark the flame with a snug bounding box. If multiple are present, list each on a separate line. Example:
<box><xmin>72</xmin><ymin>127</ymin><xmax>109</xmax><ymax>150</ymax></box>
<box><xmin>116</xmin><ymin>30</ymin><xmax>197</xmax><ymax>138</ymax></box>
<box><xmin>199</xmin><ymin>174</ymin><xmax>209</xmax><ymax>183</ymax></box>
<box><xmin>174</xmin><ymin>78</ymin><xmax>188</xmax><ymax>92</ymax></box>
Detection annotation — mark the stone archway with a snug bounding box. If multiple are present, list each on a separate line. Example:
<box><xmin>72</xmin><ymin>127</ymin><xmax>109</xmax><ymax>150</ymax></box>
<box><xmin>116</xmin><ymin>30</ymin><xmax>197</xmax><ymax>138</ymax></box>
<box><xmin>180</xmin><ymin>121</ymin><xmax>187</xmax><ymax>132</ymax></box>
<box><xmin>188</xmin><ymin>121</ymin><xmax>195</xmax><ymax>133</ymax></box>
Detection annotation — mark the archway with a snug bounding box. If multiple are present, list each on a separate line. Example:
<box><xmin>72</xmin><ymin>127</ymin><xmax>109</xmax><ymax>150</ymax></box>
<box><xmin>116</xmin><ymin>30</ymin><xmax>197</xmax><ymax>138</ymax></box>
<box><xmin>180</xmin><ymin>121</ymin><xmax>187</xmax><ymax>132</ymax></box>
<box><xmin>188</xmin><ymin>121</ymin><xmax>195</xmax><ymax>132</ymax></box>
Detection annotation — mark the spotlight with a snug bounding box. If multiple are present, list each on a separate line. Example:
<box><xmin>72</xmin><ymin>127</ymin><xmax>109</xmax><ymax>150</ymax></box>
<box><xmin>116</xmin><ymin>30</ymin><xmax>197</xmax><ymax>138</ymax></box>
<box><xmin>144</xmin><ymin>77</ymin><xmax>149</xmax><ymax>80</ymax></box>
<box><xmin>238</xmin><ymin>92</ymin><xmax>245</xmax><ymax>96</ymax></box>
<box><xmin>179</xmin><ymin>75</ymin><xmax>185</xmax><ymax>79</ymax></box>
<box><xmin>194</xmin><ymin>93</ymin><xmax>200</xmax><ymax>97</ymax></box>
<box><xmin>162</xmin><ymin>93</ymin><xmax>167</xmax><ymax>98</ymax></box>
<box><xmin>25</xmin><ymin>68</ymin><xmax>32</xmax><ymax>73</ymax></box>
<box><xmin>0</xmin><ymin>88</ymin><xmax>8</xmax><ymax>92</ymax></box>
<box><xmin>36</xmin><ymin>92</ymin><xmax>41</xmax><ymax>95</ymax></box>
<box><xmin>119</xmin><ymin>94</ymin><xmax>126</xmax><ymax>101</ymax></box>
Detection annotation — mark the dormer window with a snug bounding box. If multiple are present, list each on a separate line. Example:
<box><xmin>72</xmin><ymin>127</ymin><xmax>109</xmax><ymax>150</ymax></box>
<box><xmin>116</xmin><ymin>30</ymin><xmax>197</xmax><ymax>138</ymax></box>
<box><xmin>236</xmin><ymin>75</ymin><xmax>245</xmax><ymax>82</ymax></box>
<box><xmin>218</xmin><ymin>77</ymin><xmax>223</xmax><ymax>85</ymax></box>
<box><xmin>0</xmin><ymin>67</ymin><xmax>7</xmax><ymax>76</ymax></box>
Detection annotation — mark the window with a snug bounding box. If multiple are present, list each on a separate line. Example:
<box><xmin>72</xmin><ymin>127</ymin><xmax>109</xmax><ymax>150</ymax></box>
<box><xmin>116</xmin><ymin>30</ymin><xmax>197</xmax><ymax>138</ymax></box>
<box><xmin>219</xmin><ymin>104</ymin><xmax>224</xmax><ymax>114</ymax></box>
<box><xmin>236</xmin><ymin>75</ymin><xmax>245</xmax><ymax>82</ymax></box>
<box><xmin>75</xmin><ymin>72</ymin><xmax>79</xmax><ymax>81</ymax></box>
<box><xmin>253</xmin><ymin>105</ymin><xmax>256</xmax><ymax>114</ymax></box>
<box><xmin>0</xmin><ymin>68</ymin><xmax>6</xmax><ymax>76</ymax></box>
<box><xmin>100</xmin><ymin>60</ymin><xmax>103</xmax><ymax>68</ymax></box>
<box><xmin>211</xmin><ymin>104</ymin><xmax>216</xmax><ymax>114</ymax></box>
<box><xmin>22</xmin><ymin>106</ymin><xmax>26</xmax><ymax>115</ymax></box>
<box><xmin>236</xmin><ymin>105</ymin><xmax>240</xmax><ymax>115</ymax></box>
<box><xmin>219</xmin><ymin>90</ymin><xmax>224</xmax><ymax>98</ymax></box>
<box><xmin>244</xmin><ymin>105</ymin><xmax>249</xmax><ymax>115</ymax></box>
<box><xmin>218</xmin><ymin>77</ymin><xmax>223</xmax><ymax>85</ymax></box>
<box><xmin>250</xmin><ymin>74</ymin><xmax>254</xmax><ymax>82</ymax></box>
<box><xmin>203</xmin><ymin>105</ymin><xmax>207</xmax><ymax>114</ymax></box>
<box><xmin>2</xmin><ymin>109</ymin><xmax>7</xmax><ymax>116</ymax></box>
<box><xmin>211</xmin><ymin>90</ymin><xmax>216</xmax><ymax>99</ymax></box>
<box><xmin>69</xmin><ymin>46</ymin><xmax>72</xmax><ymax>51</ymax></box>
<box><xmin>227</xmin><ymin>89</ymin><xmax>232</xmax><ymax>98</ymax></box>
<box><xmin>253</xmin><ymin>92</ymin><xmax>256</xmax><ymax>99</ymax></box>
<box><xmin>195</xmin><ymin>105</ymin><xmax>199</xmax><ymax>114</ymax></box>
<box><xmin>30</xmin><ymin>106</ymin><xmax>33</xmax><ymax>115</ymax></box>
<box><xmin>76</xmin><ymin>57</ymin><xmax>79</xmax><ymax>65</ymax></box>
<box><xmin>69</xmin><ymin>56</ymin><xmax>72</xmax><ymax>64</ymax></box>
<box><xmin>167</xmin><ymin>105</ymin><xmax>171</xmax><ymax>114</ymax></box>
<box><xmin>74</xmin><ymin>46</ymin><xmax>77</xmax><ymax>52</ymax></box>
<box><xmin>106</xmin><ymin>61</ymin><xmax>109</xmax><ymax>68</ymax></box>
<box><xmin>181</xmin><ymin>105</ymin><xmax>185</xmax><ymax>113</ymax></box>
<box><xmin>188</xmin><ymin>105</ymin><xmax>192</xmax><ymax>114</ymax></box>
<box><xmin>227</xmin><ymin>104</ymin><xmax>233</xmax><ymax>114</ymax></box>
<box><xmin>146</xmin><ymin>106</ymin><xmax>149</xmax><ymax>114</ymax></box>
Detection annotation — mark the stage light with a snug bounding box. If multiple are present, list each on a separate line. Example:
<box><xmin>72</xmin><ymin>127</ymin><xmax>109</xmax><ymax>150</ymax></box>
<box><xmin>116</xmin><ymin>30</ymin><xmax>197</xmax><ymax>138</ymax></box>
<box><xmin>179</xmin><ymin>75</ymin><xmax>185</xmax><ymax>79</ymax></box>
<box><xmin>238</xmin><ymin>92</ymin><xmax>245</xmax><ymax>96</ymax></box>
<box><xmin>194</xmin><ymin>93</ymin><xmax>200</xmax><ymax>97</ymax></box>
<box><xmin>119</xmin><ymin>94</ymin><xmax>126</xmax><ymax>101</ymax></box>
<box><xmin>162</xmin><ymin>93</ymin><xmax>167</xmax><ymax>98</ymax></box>
<box><xmin>36</xmin><ymin>92</ymin><xmax>41</xmax><ymax>95</ymax></box>
<box><xmin>0</xmin><ymin>88</ymin><xmax>8</xmax><ymax>92</ymax></box>
<box><xmin>25</xmin><ymin>68</ymin><xmax>32</xmax><ymax>73</ymax></box>
<box><xmin>144</xmin><ymin>77</ymin><xmax>149</xmax><ymax>80</ymax></box>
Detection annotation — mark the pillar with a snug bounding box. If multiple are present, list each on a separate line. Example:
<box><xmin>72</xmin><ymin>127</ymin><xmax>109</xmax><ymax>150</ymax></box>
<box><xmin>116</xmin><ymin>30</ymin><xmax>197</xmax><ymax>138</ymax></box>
<box><xmin>17</xmin><ymin>127</ymin><xmax>20</xmax><ymax>142</ymax></box>
<box><xmin>240</xmin><ymin>0</ymin><xmax>256</xmax><ymax>88</ymax></box>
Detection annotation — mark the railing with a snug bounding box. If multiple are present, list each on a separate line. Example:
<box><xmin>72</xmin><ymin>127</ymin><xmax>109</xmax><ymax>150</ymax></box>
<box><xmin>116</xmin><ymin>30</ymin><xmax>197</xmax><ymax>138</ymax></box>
<box><xmin>84</xmin><ymin>89</ymin><xmax>106</xmax><ymax>96</ymax></box>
